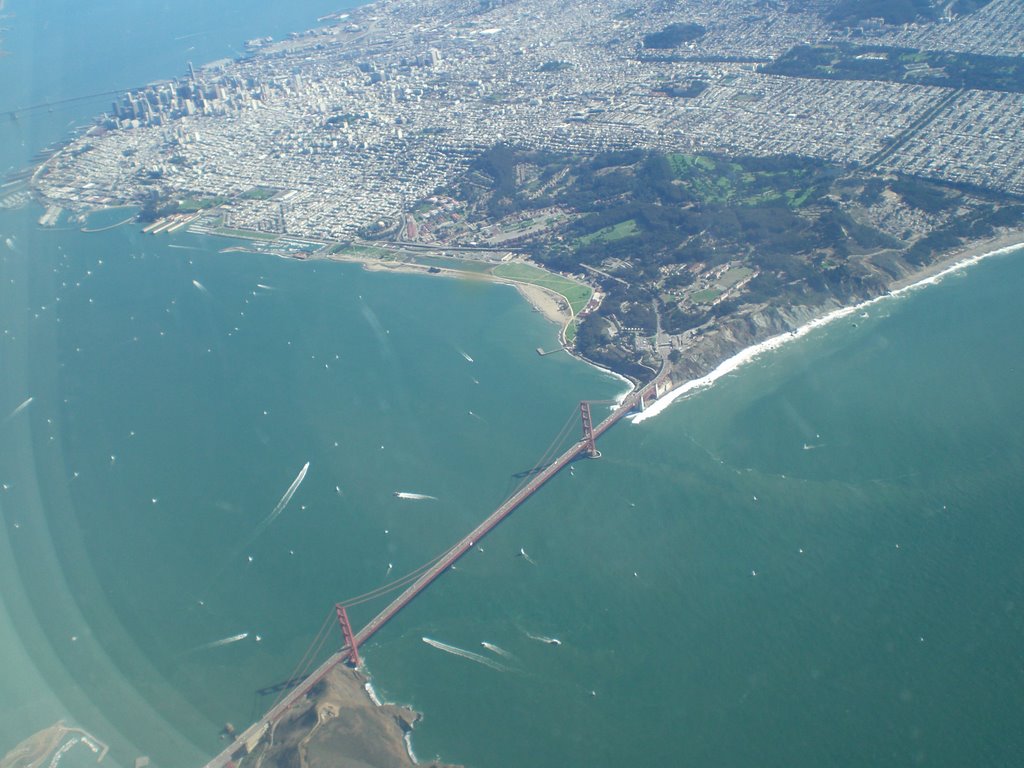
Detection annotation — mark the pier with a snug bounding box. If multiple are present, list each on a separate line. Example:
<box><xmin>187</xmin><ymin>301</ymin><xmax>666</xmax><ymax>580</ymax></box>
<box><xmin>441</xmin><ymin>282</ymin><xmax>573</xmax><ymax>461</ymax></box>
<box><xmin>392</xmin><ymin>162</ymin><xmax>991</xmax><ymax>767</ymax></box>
<box><xmin>201</xmin><ymin>371</ymin><xmax>665</xmax><ymax>768</ymax></box>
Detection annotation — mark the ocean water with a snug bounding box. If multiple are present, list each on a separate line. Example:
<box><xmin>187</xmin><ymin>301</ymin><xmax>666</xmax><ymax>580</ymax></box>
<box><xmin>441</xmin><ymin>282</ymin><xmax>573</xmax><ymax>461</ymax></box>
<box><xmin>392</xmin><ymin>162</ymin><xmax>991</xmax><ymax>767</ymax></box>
<box><xmin>3</xmin><ymin>4</ymin><xmax>1024</xmax><ymax>768</ymax></box>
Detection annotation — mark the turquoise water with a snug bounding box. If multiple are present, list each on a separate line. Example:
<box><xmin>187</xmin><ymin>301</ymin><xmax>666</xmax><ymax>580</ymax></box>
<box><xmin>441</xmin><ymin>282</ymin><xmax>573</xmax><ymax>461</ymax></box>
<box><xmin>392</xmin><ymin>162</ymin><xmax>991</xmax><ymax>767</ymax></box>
<box><xmin>3</xmin><ymin>3</ymin><xmax>1024</xmax><ymax>767</ymax></box>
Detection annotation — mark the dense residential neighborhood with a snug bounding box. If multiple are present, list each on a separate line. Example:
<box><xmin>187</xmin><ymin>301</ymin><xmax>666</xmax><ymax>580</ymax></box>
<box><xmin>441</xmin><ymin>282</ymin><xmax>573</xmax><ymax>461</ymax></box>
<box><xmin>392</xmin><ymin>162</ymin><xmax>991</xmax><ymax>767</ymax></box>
<box><xmin>32</xmin><ymin>0</ymin><xmax>1024</xmax><ymax>241</ymax></box>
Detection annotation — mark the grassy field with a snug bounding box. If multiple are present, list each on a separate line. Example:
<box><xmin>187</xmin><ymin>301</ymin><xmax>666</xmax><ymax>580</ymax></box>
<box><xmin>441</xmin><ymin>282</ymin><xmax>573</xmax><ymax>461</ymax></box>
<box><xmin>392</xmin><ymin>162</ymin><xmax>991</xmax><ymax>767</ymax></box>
<box><xmin>331</xmin><ymin>243</ymin><xmax>394</xmax><ymax>259</ymax></box>
<box><xmin>239</xmin><ymin>187</ymin><xmax>278</xmax><ymax>200</ymax></box>
<box><xmin>717</xmin><ymin>266</ymin><xmax>754</xmax><ymax>289</ymax></box>
<box><xmin>666</xmin><ymin>153</ymin><xmax>815</xmax><ymax>208</ymax></box>
<box><xmin>689</xmin><ymin>288</ymin><xmax>722</xmax><ymax>304</ymax></box>
<box><xmin>492</xmin><ymin>262</ymin><xmax>593</xmax><ymax>317</ymax></box>
<box><xmin>577</xmin><ymin>218</ymin><xmax>639</xmax><ymax>245</ymax></box>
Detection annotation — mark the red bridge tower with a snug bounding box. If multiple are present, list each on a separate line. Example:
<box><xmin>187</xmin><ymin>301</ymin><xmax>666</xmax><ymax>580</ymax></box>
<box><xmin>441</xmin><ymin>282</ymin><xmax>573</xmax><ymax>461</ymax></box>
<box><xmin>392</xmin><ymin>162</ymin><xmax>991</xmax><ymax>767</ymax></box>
<box><xmin>580</xmin><ymin>401</ymin><xmax>602</xmax><ymax>459</ymax></box>
<box><xmin>335</xmin><ymin>603</ymin><xmax>361</xmax><ymax>667</ymax></box>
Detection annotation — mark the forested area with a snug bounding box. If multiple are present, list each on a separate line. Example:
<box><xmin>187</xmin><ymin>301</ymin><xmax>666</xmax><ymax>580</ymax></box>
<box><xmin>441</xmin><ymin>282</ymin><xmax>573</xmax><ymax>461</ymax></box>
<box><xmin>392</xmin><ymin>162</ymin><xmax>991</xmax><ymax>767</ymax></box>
<box><xmin>763</xmin><ymin>43</ymin><xmax>1024</xmax><ymax>93</ymax></box>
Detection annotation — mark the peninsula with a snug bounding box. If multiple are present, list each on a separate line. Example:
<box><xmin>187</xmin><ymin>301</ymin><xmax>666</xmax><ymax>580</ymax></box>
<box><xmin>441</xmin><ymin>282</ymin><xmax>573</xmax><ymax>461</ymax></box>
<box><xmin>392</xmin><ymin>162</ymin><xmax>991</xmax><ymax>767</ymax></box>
<box><xmin>21</xmin><ymin>0</ymin><xmax>1024</xmax><ymax>390</ymax></box>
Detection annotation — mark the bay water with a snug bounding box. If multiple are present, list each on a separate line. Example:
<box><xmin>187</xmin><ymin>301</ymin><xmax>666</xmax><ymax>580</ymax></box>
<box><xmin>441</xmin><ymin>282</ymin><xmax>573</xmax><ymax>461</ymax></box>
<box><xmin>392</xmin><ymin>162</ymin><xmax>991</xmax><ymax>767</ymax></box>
<box><xmin>2</xmin><ymin>3</ymin><xmax>1023</xmax><ymax>767</ymax></box>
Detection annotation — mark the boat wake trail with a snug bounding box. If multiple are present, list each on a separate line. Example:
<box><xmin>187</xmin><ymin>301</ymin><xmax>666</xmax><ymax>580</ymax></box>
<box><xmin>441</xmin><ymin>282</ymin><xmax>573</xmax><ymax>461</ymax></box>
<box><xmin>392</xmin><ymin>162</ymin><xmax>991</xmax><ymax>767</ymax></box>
<box><xmin>393</xmin><ymin>491</ymin><xmax>437</xmax><ymax>501</ymax></box>
<box><xmin>260</xmin><ymin>461</ymin><xmax>310</xmax><ymax>530</ymax></box>
<box><xmin>191</xmin><ymin>279</ymin><xmax>209</xmax><ymax>293</ymax></box>
<box><xmin>481</xmin><ymin>642</ymin><xmax>514</xmax><ymax>659</ymax></box>
<box><xmin>198</xmin><ymin>461</ymin><xmax>310</xmax><ymax>598</ymax></box>
<box><xmin>245</xmin><ymin>460</ymin><xmax>310</xmax><ymax>547</ymax></box>
<box><xmin>457</xmin><ymin>349</ymin><xmax>474</xmax><ymax>363</ymax></box>
<box><xmin>422</xmin><ymin>637</ymin><xmax>508</xmax><ymax>671</ymax></box>
<box><xmin>4</xmin><ymin>396</ymin><xmax>33</xmax><ymax>423</ymax></box>
<box><xmin>525</xmin><ymin>632</ymin><xmax>562</xmax><ymax>646</ymax></box>
<box><xmin>194</xmin><ymin>632</ymin><xmax>248</xmax><ymax>652</ymax></box>
<box><xmin>244</xmin><ymin>461</ymin><xmax>311</xmax><ymax>545</ymax></box>
<box><xmin>517</xmin><ymin>547</ymin><xmax>536</xmax><ymax>565</ymax></box>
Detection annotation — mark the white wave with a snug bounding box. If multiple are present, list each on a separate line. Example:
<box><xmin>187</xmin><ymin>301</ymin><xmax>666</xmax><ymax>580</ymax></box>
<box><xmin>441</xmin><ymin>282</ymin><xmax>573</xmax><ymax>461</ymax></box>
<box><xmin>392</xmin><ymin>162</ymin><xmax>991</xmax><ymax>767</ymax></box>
<box><xmin>196</xmin><ymin>632</ymin><xmax>248</xmax><ymax>651</ymax></box>
<box><xmin>4</xmin><ymin>237</ymin><xmax>15</xmax><ymax>251</ymax></box>
<box><xmin>363</xmin><ymin>682</ymin><xmax>382</xmax><ymax>707</ymax></box>
<box><xmin>481</xmin><ymin>642</ymin><xmax>514</xmax><ymax>659</ymax></box>
<box><xmin>191</xmin><ymin>279</ymin><xmax>208</xmax><ymax>293</ymax></box>
<box><xmin>632</xmin><ymin>241</ymin><xmax>1024</xmax><ymax>424</ymax></box>
<box><xmin>422</xmin><ymin>637</ymin><xmax>508</xmax><ymax>671</ymax></box>
<box><xmin>458</xmin><ymin>349</ymin><xmax>474</xmax><ymax>363</ymax></box>
<box><xmin>403</xmin><ymin>733</ymin><xmax>418</xmax><ymax>765</ymax></box>
<box><xmin>256</xmin><ymin>283</ymin><xmax>275</xmax><ymax>291</ymax></box>
<box><xmin>393</xmin><ymin>491</ymin><xmax>437</xmax><ymax>501</ymax></box>
<box><xmin>4</xmin><ymin>396</ymin><xmax>33</xmax><ymax>422</ymax></box>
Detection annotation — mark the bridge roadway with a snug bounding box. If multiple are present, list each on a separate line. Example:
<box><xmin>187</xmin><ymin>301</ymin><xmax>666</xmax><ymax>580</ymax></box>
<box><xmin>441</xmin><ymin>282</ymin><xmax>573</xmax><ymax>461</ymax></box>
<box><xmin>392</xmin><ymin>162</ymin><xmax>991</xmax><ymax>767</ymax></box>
<box><xmin>201</xmin><ymin>377</ymin><xmax>661</xmax><ymax>768</ymax></box>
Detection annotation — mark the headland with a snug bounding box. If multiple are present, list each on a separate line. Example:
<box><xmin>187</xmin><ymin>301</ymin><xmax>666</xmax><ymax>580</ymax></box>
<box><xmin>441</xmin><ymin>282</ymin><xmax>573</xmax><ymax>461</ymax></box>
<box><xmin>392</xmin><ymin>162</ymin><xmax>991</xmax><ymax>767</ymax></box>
<box><xmin>242</xmin><ymin>666</ymin><xmax>458</xmax><ymax>768</ymax></box>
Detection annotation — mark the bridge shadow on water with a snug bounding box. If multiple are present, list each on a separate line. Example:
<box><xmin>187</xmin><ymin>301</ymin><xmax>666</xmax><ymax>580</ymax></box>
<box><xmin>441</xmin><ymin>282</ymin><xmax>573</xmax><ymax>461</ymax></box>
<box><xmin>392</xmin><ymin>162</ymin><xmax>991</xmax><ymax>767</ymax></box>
<box><xmin>511</xmin><ymin>462</ymin><xmax>553</xmax><ymax>480</ymax></box>
<box><xmin>256</xmin><ymin>674</ymin><xmax>310</xmax><ymax>698</ymax></box>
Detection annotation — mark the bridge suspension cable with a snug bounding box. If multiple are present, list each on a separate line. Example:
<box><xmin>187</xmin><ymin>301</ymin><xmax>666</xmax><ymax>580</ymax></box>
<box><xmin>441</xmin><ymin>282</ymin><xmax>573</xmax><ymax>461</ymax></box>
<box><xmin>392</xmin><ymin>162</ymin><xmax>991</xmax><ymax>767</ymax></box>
<box><xmin>336</xmin><ymin>403</ymin><xmax>587</xmax><ymax>611</ymax></box>
<box><xmin>336</xmin><ymin>553</ymin><xmax>448</xmax><ymax>609</ymax></box>
<box><xmin>508</xmin><ymin>406</ymin><xmax>583</xmax><ymax>496</ymax></box>
<box><xmin>267</xmin><ymin>609</ymin><xmax>336</xmax><ymax>711</ymax></box>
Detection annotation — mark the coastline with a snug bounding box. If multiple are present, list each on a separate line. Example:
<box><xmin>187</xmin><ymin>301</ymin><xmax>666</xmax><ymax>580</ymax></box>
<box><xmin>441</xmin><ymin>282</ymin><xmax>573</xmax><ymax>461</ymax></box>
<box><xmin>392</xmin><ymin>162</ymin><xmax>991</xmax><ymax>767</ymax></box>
<box><xmin>216</xmin><ymin>227</ymin><xmax>1024</xmax><ymax>422</ymax></box>
<box><xmin>336</xmin><ymin>253</ymin><xmax>574</xmax><ymax>327</ymax></box>
<box><xmin>346</xmin><ymin>253</ymin><xmax>638</xmax><ymax>398</ymax></box>
<box><xmin>508</xmin><ymin>281</ymin><xmax>571</xmax><ymax>326</ymax></box>
<box><xmin>633</xmin><ymin>230</ymin><xmax>1024</xmax><ymax>424</ymax></box>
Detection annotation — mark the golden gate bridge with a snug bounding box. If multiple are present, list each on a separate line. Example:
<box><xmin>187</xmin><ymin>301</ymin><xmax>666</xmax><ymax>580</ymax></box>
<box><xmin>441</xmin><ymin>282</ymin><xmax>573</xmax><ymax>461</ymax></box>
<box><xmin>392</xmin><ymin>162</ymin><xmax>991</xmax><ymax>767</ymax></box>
<box><xmin>203</xmin><ymin>373</ymin><xmax>666</xmax><ymax>766</ymax></box>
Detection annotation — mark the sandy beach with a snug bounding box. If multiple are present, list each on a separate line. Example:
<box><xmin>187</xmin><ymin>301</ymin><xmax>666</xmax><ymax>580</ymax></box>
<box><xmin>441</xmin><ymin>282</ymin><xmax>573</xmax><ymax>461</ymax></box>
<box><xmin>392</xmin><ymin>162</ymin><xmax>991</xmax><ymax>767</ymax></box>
<box><xmin>890</xmin><ymin>229</ymin><xmax>1024</xmax><ymax>290</ymax></box>
<box><xmin>507</xmin><ymin>281</ymin><xmax>572</xmax><ymax>325</ymax></box>
<box><xmin>321</xmin><ymin>250</ymin><xmax>575</xmax><ymax>327</ymax></box>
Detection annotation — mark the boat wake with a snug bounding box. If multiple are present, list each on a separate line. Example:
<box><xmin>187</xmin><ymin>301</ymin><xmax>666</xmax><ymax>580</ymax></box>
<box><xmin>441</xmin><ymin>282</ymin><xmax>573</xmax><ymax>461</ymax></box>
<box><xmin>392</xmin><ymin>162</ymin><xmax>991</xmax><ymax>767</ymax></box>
<box><xmin>195</xmin><ymin>632</ymin><xmax>248</xmax><ymax>651</ymax></box>
<box><xmin>191</xmin><ymin>279</ymin><xmax>208</xmax><ymax>294</ymax></box>
<box><xmin>256</xmin><ymin>461</ymin><xmax>310</xmax><ymax>533</ymax></box>
<box><xmin>457</xmin><ymin>349</ymin><xmax>474</xmax><ymax>363</ymax></box>
<box><xmin>481</xmin><ymin>642</ymin><xmax>514</xmax><ymax>659</ymax></box>
<box><xmin>393</xmin><ymin>491</ymin><xmax>437</xmax><ymax>501</ymax></box>
<box><xmin>237</xmin><ymin>462</ymin><xmax>309</xmax><ymax>552</ymax></box>
<box><xmin>201</xmin><ymin>461</ymin><xmax>311</xmax><ymax>595</ymax></box>
<box><xmin>422</xmin><ymin>637</ymin><xmax>508</xmax><ymax>671</ymax></box>
<box><xmin>4</xmin><ymin>396</ymin><xmax>33</xmax><ymax>423</ymax></box>
<box><xmin>525</xmin><ymin>632</ymin><xmax>561</xmax><ymax>646</ymax></box>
